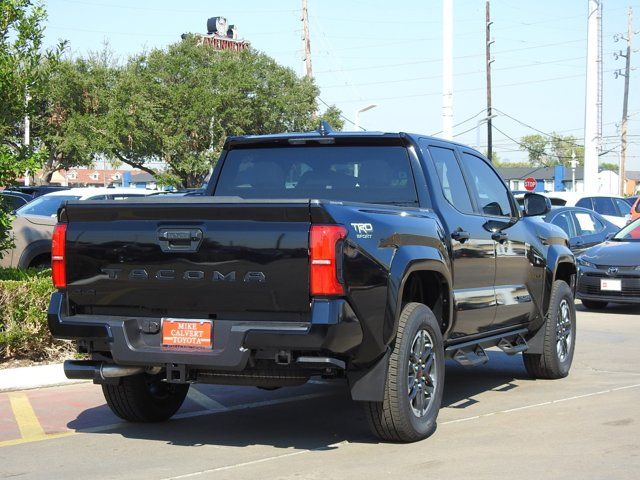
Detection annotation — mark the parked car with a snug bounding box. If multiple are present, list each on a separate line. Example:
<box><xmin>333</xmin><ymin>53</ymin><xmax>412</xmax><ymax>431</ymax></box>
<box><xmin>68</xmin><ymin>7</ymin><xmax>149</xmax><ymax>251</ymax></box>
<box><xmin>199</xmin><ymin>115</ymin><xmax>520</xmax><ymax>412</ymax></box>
<box><xmin>629</xmin><ymin>196</ymin><xmax>640</xmax><ymax>224</ymax></box>
<box><xmin>0</xmin><ymin>190</ymin><xmax>32</xmax><ymax>212</ymax></box>
<box><xmin>541</xmin><ymin>192</ymin><xmax>630</xmax><ymax>228</ymax></box>
<box><xmin>50</xmin><ymin>127</ymin><xmax>577</xmax><ymax>442</ymax></box>
<box><xmin>543</xmin><ymin>206</ymin><xmax>619</xmax><ymax>254</ymax></box>
<box><xmin>576</xmin><ymin>217</ymin><xmax>640</xmax><ymax>309</ymax></box>
<box><xmin>6</xmin><ymin>185</ymin><xmax>70</xmax><ymax>198</ymax></box>
<box><xmin>0</xmin><ymin>187</ymin><xmax>155</xmax><ymax>269</ymax></box>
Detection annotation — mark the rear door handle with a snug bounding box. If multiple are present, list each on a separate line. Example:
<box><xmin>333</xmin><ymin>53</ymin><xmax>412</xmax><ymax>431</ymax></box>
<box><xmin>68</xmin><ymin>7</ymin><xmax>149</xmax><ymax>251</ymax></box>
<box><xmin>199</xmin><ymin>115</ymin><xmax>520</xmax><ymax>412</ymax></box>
<box><xmin>157</xmin><ymin>228</ymin><xmax>203</xmax><ymax>252</ymax></box>
<box><xmin>491</xmin><ymin>232</ymin><xmax>508</xmax><ymax>243</ymax></box>
<box><xmin>451</xmin><ymin>229</ymin><xmax>470</xmax><ymax>243</ymax></box>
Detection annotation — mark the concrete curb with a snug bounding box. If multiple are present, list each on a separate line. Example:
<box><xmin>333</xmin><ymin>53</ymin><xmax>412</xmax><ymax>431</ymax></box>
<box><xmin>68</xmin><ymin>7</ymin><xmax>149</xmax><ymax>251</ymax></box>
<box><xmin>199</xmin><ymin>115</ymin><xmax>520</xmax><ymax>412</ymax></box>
<box><xmin>0</xmin><ymin>363</ymin><xmax>89</xmax><ymax>392</ymax></box>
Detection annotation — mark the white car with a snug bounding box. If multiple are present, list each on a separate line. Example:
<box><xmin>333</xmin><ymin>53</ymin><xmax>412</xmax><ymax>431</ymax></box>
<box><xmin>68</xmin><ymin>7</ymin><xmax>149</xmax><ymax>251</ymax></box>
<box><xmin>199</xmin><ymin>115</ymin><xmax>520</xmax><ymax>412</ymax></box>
<box><xmin>524</xmin><ymin>192</ymin><xmax>631</xmax><ymax>228</ymax></box>
<box><xmin>0</xmin><ymin>187</ymin><xmax>155</xmax><ymax>269</ymax></box>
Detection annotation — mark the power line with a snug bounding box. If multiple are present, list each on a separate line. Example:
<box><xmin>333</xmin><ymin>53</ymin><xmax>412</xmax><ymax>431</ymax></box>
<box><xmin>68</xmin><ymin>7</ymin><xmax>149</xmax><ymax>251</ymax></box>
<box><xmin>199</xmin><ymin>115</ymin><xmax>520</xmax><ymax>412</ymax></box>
<box><xmin>328</xmin><ymin>70</ymin><xmax>615</xmax><ymax>105</ymax></box>
<box><xmin>315</xmin><ymin>39</ymin><xmax>585</xmax><ymax>74</ymax></box>
<box><xmin>430</xmin><ymin>109</ymin><xmax>487</xmax><ymax>136</ymax></box>
<box><xmin>319</xmin><ymin>56</ymin><xmax>586</xmax><ymax>89</ymax></box>
<box><xmin>317</xmin><ymin>97</ymin><xmax>361</xmax><ymax>130</ymax></box>
<box><xmin>56</xmin><ymin>0</ymin><xmax>297</xmax><ymax>15</ymax></box>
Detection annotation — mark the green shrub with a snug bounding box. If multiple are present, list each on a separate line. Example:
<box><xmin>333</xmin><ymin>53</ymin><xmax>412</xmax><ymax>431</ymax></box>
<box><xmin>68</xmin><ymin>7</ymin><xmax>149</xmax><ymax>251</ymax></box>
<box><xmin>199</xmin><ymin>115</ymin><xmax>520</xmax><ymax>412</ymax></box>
<box><xmin>0</xmin><ymin>268</ymin><xmax>73</xmax><ymax>362</ymax></box>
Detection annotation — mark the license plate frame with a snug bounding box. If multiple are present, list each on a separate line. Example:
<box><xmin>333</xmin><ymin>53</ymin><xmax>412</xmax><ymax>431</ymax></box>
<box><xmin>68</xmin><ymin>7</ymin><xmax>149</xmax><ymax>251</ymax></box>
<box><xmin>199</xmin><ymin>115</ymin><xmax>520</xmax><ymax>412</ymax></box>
<box><xmin>600</xmin><ymin>279</ymin><xmax>622</xmax><ymax>292</ymax></box>
<box><xmin>161</xmin><ymin>318</ymin><xmax>213</xmax><ymax>350</ymax></box>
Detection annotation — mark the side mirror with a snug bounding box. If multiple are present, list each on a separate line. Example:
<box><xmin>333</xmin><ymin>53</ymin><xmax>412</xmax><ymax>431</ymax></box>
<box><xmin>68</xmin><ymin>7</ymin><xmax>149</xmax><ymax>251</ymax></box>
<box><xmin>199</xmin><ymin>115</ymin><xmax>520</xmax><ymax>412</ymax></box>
<box><xmin>523</xmin><ymin>193</ymin><xmax>551</xmax><ymax>217</ymax></box>
<box><xmin>605</xmin><ymin>232</ymin><xmax>614</xmax><ymax>241</ymax></box>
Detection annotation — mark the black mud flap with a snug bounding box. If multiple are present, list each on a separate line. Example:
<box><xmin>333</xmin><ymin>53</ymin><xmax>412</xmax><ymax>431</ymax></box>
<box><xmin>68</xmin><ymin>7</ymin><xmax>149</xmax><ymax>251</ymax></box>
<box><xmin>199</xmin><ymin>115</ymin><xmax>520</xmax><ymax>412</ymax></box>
<box><xmin>346</xmin><ymin>349</ymin><xmax>390</xmax><ymax>402</ymax></box>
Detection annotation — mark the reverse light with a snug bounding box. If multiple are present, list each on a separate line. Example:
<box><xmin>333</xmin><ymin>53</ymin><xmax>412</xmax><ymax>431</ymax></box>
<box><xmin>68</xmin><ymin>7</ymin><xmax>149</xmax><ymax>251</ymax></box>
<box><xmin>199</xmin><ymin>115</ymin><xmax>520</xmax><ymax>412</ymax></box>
<box><xmin>51</xmin><ymin>223</ymin><xmax>67</xmax><ymax>289</ymax></box>
<box><xmin>310</xmin><ymin>225</ymin><xmax>347</xmax><ymax>296</ymax></box>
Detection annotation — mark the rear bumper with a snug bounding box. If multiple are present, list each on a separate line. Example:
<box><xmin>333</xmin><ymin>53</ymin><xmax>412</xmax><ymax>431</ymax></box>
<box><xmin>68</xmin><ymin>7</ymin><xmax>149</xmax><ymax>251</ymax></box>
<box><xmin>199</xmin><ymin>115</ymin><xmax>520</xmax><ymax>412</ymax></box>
<box><xmin>48</xmin><ymin>292</ymin><xmax>363</xmax><ymax>371</ymax></box>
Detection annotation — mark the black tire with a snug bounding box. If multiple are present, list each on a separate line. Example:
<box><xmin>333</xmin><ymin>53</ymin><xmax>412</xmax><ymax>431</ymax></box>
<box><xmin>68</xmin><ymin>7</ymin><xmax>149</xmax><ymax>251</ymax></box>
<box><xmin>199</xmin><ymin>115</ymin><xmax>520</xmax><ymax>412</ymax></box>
<box><xmin>364</xmin><ymin>302</ymin><xmax>445</xmax><ymax>442</ymax></box>
<box><xmin>523</xmin><ymin>280</ymin><xmax>576</xmax><ymax>379</ymax></box>
<box><xmin>581</xmin><ymin>299</ymin><xmax>608</xmax><ymax>310</ymax></box>
<box><xmin>102</xmin><ymin>373</ymin><xmax>189</xmax><ymax>422</ymax></box>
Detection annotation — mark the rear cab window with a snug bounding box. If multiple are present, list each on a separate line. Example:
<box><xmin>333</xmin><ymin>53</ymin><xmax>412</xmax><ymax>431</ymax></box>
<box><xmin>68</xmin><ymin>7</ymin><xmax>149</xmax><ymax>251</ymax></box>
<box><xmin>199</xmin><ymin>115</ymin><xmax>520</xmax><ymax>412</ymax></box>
<box><xmin>214</xmin><ymin>146</ymin><xmax>419</xmax><ymax>206</ymax></box>
<box><xmin>427</xmin><ymin>146</ymin><xmax>474</xmax><ymax>214</ymax></box>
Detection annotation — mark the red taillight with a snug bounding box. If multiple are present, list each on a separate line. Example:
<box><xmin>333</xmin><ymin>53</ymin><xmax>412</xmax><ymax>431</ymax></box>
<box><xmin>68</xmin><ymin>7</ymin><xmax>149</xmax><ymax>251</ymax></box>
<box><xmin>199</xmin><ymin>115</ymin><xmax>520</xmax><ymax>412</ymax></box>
<box><xmin>51</xmin><ymin>223</ymin><xmax>67</xmax><ymax>289</ymax></box>
<box><xmin>310</xmin><ymin>225</ymin><xmax>347</xmax><ymax>296</ymax></box>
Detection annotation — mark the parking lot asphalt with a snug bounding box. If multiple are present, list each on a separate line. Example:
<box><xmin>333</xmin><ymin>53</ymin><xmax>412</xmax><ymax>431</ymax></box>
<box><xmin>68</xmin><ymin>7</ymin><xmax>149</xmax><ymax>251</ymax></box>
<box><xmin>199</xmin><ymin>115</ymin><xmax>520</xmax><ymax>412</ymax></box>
<box><xmin>1</xmin><ymin>302</ymin><xmax>639</xmax><ymax>480</ymax></box>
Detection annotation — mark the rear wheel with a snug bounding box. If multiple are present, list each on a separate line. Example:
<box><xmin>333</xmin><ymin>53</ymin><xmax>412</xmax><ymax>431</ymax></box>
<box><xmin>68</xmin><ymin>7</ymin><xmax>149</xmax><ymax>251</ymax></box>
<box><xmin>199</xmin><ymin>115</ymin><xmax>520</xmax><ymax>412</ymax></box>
<box><xmin>102</xmin><ymin>373</ymin><xmax>189</xmax><ymax>422</ymax></box>
<box><xmin>364</xmin><ymin>302</ymin><xmax>445</xmax><ymax>442</ymax></box>
<box><xmin>523</xmin><ymin>280</ymin><xmax>576</xmax><ymax>379</ymax></box>
<box><xmin>581</xmin><ymin>299</ymin><xmax>608</xmax><ymax>310</ymax></box>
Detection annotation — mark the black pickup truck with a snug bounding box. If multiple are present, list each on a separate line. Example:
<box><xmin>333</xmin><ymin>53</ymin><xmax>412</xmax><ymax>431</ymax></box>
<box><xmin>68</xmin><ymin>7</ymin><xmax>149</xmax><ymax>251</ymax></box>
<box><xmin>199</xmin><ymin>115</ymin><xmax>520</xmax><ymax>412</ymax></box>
<box><xmin>49</xmin><ymin>126</ymin><xmax>577</xmax><ymax>442</ymax></box>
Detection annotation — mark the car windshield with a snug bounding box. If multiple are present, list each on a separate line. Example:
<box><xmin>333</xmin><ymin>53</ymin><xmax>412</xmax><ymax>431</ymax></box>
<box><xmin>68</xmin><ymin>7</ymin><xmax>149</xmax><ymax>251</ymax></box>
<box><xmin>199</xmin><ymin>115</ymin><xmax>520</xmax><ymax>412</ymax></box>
<box><xmin>612</xmin><ymin>219</ymin><xmax>640</xmax><ymax>241</ymax></box>
<box><xmin>16</xmin><ymin>195</ymin><xmax>81</xmax><ymax>217</ymax></box>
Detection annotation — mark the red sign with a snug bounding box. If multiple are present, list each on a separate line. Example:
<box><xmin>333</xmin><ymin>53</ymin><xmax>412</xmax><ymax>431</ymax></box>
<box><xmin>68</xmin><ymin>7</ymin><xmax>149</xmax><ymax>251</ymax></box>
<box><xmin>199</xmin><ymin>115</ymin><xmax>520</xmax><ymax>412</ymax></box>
<box><xmin>524</xmin><ymin>177</ymin><xmax>537</xmax><ymax>191</ymax></box>
<box><xmin>162</xmin><ymin>319</ymin><xmax>212</xmax><ymax>350</ymax></box>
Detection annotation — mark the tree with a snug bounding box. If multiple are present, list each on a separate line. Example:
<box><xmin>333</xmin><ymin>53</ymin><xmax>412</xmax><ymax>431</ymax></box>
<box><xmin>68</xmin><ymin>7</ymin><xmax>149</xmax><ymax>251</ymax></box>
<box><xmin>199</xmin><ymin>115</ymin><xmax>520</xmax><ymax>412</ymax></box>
<box><xmin>31</xmin><ymin>53</ymin><xmax>115</xmax><ymax>184</ymax></box>
<box><xmin>519</xmin><ymin>134</ymin><xmax>549</xmax><ymax>166</ymax></box>
<box><xmin>549</xmin><ymin>132</ymin><xmax>584</xmax><ymax>166</ymax></box>
<box><xmin>519</xmin><ymin>133</ymin><xmax>585</xmax><ymax>167</ymax></box>
<box><xmin>0</xmin><ymin>0</ymin><xmax>63</xmax><ymax>253</ymax></box>
<box><xmin>600</xmin><ymin>162</ymin><xmax>619</xmax><ymax>172</ymax></box>
<box><xmin>102</xmin><ymin>39</ymin><xmax>343</xmax><ymax>188</ymax></box>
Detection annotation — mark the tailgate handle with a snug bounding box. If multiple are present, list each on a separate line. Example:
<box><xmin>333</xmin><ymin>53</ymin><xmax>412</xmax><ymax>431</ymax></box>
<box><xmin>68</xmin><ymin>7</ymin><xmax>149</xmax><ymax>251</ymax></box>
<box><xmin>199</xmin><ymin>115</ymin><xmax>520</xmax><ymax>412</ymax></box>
<box><xmin>157</xmin><ymin>228</ymin><xmax>203</xmax><ymax>252</ymax></box>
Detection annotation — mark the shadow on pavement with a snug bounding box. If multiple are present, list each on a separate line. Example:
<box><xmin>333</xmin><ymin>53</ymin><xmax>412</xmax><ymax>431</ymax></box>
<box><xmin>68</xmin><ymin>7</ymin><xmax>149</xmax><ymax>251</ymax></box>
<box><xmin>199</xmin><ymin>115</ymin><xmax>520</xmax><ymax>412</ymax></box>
<box><xmin>67</xmin><ymin>351</ymin><xmax>531</xmax><ymax>448</ymax></box>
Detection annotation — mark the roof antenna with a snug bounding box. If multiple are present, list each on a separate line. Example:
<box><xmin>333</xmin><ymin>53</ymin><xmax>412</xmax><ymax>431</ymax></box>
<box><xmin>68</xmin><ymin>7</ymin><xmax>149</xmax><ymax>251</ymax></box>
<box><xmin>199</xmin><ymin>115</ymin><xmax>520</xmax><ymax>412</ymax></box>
<box><xmin>317</xmin><ymin>121</ymin><xmax>333</xmax><ymax>136</ymax></box>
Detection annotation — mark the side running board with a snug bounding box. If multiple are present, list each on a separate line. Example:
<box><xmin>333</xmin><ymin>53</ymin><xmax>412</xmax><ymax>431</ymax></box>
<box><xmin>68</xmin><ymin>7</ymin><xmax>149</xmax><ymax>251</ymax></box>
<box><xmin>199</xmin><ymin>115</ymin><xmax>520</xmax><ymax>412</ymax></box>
<box><xmin>446</xmin><ymin>328</ymin><xmax>529</xmax><ymax>367</ymax></box>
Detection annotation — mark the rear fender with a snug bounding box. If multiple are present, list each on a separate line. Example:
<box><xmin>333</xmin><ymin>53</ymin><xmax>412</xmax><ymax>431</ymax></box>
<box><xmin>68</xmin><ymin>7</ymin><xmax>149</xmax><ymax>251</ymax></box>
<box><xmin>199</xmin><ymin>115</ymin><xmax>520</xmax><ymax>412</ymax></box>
<box><xmin>347</xmin><ymin>245</ymin><xmax>451</xmax><ymax>402</ymax></box>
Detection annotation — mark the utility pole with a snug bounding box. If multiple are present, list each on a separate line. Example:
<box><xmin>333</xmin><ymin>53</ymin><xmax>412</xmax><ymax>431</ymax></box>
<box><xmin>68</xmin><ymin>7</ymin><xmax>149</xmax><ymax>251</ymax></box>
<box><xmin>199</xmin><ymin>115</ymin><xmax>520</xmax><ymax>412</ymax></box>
<box><xmin>614</xmin><ymin>7</ymin><xmax>633</xmax><ymax>196</ymax></box>
<box><xmin>584</xmin><ymin>0</ymin><xmax>602</xmax><ymax>192</ymax></box>
<box><xmin>301</xmin><ymin>0</ymin><xmax>313</xmax><ymax>78</ymax></box>
<box><xmin>485</xmin><ymin>0</ymin><xmax>494</xmax><ymax>162</ymax></box>
<box><xmin>442</xmin><ymin>0</ymin><xmax>453</xmax><ymax>139</ymax></box>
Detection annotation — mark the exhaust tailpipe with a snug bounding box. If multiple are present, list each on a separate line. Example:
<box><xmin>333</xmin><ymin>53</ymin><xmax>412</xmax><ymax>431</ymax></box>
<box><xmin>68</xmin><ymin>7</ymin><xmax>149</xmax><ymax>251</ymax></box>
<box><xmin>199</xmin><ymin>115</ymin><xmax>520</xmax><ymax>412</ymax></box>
<box><xmin>64</xmin><ymin>360</ymin><xmax>150</xmax><ymax>381</ymax></box>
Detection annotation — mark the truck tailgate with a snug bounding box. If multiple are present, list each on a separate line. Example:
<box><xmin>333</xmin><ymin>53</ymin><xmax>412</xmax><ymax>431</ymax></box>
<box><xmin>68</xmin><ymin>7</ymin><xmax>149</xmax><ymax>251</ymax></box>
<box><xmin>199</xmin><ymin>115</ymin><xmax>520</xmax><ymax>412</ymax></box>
<box><xmin>63</xmin><ymin>199</ymin><xmax>312</xmax><ymax>318</ymax></box>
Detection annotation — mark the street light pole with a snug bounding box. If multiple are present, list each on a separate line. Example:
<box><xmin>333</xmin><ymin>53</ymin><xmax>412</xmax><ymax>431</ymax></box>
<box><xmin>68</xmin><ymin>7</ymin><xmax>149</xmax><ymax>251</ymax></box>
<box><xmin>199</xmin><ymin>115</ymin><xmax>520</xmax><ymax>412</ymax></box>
<box><xmin>571</xmin><ymin>149</ymin><xmax>577</xmax><ymax>192</ymax></box>
<box><xmin>354</xmin><ymin>104</ymin><xmax>377</xmax><ymax>131</ymax></box>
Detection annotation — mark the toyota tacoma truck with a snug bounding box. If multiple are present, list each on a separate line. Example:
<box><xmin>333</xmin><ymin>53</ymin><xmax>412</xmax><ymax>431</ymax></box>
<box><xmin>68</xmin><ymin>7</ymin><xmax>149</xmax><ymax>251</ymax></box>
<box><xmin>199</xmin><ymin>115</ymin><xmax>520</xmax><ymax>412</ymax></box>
<box><xmin>48</xmin><ymin>125</ymin><xmax>577</xmax><ymax>442</ymax></box>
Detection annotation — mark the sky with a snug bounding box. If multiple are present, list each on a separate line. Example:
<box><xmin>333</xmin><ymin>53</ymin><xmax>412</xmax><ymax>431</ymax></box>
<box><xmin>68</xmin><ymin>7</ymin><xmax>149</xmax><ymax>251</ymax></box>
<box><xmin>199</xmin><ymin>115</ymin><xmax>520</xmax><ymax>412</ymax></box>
<box><xmin>42</xmin><ymin>0</ymin><xmax>640</xmax><ymax>169</ymax></box>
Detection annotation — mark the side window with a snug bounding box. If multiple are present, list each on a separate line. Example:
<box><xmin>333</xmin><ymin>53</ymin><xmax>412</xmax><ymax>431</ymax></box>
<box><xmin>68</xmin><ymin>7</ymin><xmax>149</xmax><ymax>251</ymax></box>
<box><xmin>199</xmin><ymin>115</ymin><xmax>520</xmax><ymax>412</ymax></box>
<box><xmin>573</xmin><ymin>212</ymin><xmax>602</xmax><ymax>235</ymax></box>
<box><xmin>87</xmin><ymin>195</ymin><xmax>108</xmax><ymax>200</ymax></box>
<box><xmin>551</xmin><ymin>212</ymin><xmax>577</xmax><ymax>238</ymax></box>
<box><xmin>613</xmin><ymin>198</ymin><xmax>631</xmax><ymax>217</ymax></box>
<box><xmin>592</xmin><ymin>197</ymin><xmax>617</xmax><ymax>216</ymax></box>
<box><xmin>428</xmin><ymin>146</ymin><xmax>473</xmax><ymax>213</ymax></box>
<box><xmin>575</xmin><ymin>197</ymin><xmax>593</xmax><ymax>209</ymax></box>
<box><xmin>462</xmin><ymin>153</ymin><xmax>514</xmax><ymax>217</ymax></box>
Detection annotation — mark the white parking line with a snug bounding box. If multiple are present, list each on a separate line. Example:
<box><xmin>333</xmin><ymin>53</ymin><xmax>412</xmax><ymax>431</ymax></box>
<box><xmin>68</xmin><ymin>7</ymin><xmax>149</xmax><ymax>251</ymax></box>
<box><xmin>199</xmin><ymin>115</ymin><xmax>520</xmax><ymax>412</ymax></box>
<box><xmin>441</xmin><ymin>382</ymin><xmax>640</xmax><ymax>425</ymax></box>
<box><xmin>186</xmin><ymin>388</ymin><xmax>227</xmax><ymax>411</ymax></box>
<box><xmin>157</xmin><ymin>382</ymin><xmax>640</xmax><ymax>479</ymax></box>
<box><xmin>161</xmin><ymin>441</ymin><xmax>347</xmax><ymax>480</ymax></box>
<box><xmin>174</xmin><ymin>391</ymin><xmax>335</xmax><ymax>421</ymax></box>
<box><xmin>79</xmin><ymin>391</ymin><xmax>337</xmax><ymax>435</ymax></box>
